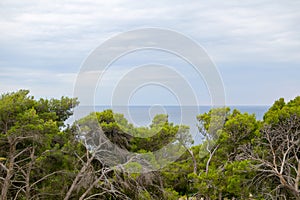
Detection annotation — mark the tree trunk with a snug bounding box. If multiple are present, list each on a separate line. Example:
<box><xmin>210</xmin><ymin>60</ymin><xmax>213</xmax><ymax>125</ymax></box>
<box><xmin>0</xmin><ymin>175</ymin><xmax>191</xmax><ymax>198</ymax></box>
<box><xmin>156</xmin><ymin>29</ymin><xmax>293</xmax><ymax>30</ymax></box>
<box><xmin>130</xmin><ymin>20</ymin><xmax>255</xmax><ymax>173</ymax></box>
<box><xmin>295</xmin><ymin>161</ymin><xmax>300</xmax><ymax>193</ymax></box>
<box><xmin>25</xmin><ymin>148</ymin><xmax>35</xmax><ymax>200</ymax></box>
<box><xmin>279</xmin><ymin>174</ymin><xmax>300</xmax><ymax>199</ymax></box>
<box><xmin>64</xmin><ymin>152</ymin><xmax>95</xmax><ymax>200</ymax></box>
<box><xmin>218</xmin><ymin>191</ymin><xmax>222</xmax><ymax>200</ymax></box>
<box><xmin>79</xmin><ymin>168</ymin><xmax>113</xmax><ymax>200</ymax></box>
<box><xmin>206</xmin><ymin>144</ymin><xmax>219</xmax><ymax>175</ymax></box>
<box><xmin>187</xmin><ymin>149</ymin><xmax>197</xmax><ymax>174</ymax></box>
<box><xmin>1</xmin><ymin>140</ymin><xmax>16</xmax><ymax>200</ymax></box>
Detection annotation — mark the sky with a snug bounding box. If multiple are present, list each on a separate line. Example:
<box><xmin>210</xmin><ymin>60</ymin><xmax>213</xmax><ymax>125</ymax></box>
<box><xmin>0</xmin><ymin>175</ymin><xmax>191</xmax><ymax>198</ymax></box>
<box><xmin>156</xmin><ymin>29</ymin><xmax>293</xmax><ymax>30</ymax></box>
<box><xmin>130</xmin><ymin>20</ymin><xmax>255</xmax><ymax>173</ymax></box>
<box><xmin>0</xmin><ymin>0</ymin><xmax>299</xmax><ymax>106</ymax></box>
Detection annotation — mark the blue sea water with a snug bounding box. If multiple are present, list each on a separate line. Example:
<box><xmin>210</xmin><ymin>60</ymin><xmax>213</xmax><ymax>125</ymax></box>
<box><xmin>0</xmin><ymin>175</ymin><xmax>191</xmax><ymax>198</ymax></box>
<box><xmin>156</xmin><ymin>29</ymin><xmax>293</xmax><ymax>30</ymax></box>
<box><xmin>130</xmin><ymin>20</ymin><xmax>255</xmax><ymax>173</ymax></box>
<box><xmin>72</xmin><ymin>105</ymin><xmax>270</xmax><ymax>144</ymax></box>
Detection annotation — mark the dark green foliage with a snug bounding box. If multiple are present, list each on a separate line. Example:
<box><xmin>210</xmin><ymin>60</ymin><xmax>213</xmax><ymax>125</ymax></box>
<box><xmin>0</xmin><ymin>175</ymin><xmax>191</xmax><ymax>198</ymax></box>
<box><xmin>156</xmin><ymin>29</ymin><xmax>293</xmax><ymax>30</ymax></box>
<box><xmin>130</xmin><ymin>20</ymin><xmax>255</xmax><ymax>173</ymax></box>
<box><xmin>83</xmin><ymin>110</ymin><xmax>181</xmax><ymax>153</ymax></box>
<box><xmin>0</xmin><ymin>89</ymin><xmax>299</xmax><ymax>200</ymax></box>
<box><xmin>0</xmin><ymin>90</ymin><xmax>79</xmax><ymax>199</ymax></box>
<box><xmin>248</xmin><ymin>97</ymin><xmax>300</xmax><ymax>199</ymax></box>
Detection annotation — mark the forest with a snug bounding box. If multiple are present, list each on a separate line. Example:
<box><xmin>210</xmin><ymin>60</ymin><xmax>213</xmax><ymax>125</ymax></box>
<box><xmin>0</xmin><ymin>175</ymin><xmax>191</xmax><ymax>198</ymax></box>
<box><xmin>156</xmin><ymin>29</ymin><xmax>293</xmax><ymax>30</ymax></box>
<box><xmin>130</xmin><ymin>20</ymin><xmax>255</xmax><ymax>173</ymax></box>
<box><xmin>0</xmin><ymin>90</ymin><xmax>299</xmax><ymax>200</ymax></box>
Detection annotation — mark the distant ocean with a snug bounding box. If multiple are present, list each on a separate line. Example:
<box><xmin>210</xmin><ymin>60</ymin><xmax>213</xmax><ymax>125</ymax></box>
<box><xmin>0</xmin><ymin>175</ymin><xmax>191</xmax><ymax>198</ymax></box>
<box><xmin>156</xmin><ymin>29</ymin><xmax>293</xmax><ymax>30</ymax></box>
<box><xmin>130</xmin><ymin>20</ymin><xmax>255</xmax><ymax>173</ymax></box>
<box><xmin>72</xmin><ymin>105</ymin><xmax>270</xmax><ymax>144</ymax></box>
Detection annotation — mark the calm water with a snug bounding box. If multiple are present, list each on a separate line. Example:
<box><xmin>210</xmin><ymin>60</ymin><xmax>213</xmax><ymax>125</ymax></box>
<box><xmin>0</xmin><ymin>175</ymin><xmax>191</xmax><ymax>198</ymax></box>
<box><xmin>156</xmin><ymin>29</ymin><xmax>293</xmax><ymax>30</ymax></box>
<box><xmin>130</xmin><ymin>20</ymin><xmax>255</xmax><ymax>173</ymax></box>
<box><xmin>72</xmin><ymin>105</ymin><xmax>270</xmax><ymax>144</ymax></box>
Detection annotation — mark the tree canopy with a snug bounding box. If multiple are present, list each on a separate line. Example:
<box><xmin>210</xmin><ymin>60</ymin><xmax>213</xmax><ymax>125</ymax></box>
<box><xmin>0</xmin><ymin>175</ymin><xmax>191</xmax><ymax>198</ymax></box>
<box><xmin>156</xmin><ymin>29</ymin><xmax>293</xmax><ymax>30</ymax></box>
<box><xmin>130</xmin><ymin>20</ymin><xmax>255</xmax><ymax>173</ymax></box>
<box><xmin>0</xmin><ymin>89</ymin><xmax>299</xmax><ymax>199</ymax></box>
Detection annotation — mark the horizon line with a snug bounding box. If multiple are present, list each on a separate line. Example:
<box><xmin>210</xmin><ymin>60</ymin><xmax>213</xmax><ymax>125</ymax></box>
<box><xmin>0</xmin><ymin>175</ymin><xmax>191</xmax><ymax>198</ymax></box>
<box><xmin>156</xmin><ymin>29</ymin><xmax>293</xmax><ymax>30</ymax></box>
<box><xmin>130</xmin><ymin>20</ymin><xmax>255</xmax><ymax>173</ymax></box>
<box><xmin>78</xmin><ymin>104</ymin><xmax>271</xmax><ymax>107</ymax></box>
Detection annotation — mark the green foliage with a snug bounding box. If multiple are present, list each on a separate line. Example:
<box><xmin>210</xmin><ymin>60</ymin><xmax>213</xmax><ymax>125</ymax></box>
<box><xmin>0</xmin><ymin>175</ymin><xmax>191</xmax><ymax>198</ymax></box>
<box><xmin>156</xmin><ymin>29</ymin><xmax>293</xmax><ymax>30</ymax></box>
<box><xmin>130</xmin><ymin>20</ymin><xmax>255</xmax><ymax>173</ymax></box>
<box><xmin>264</xmin><ymin>96</ymin><xmax>300</xmax><ymax>124</ymax></box>
<box><xmin>197</xmin><ymin>107</ymin><xmax>230</xmax><ymax>138</ymax></box>
<box><xmin>1</xmin><ymin>89</ymin><xmax>299</xmax><ymax>200</ymax></box>
<box><xmin>76</xmin><ymin>109</ymin><xmax>189</xmax><ymax>199</ymax></box>
<box><xmin>251</xmin><ymin>96</ymin><xmax>300</xmax><ymax>199</ymax></box>
<box><xmin>123</xmin><ymin>162</ymin><xmax>142</xmax><ymax>176</ymax></box>
<box><xmin>161</xmin><ymin>151</ymin><xmax>194</xmax><ymax>196</ymax></box>
<box><xmin>81</xmin><ymin>110</ymin><xmax>183</xmax><ymax>153</ymax></box>
<box><xmin>0</xmin><ymin>90</ymin><xmax>80</xmax><ymax>199</ymax></box>
<box><xmin>36</xmin><ymin>96</ymin><xmax>79</xmax><ymax>127</ymax></box>
<box><xmin>188</xmin><ymin>107</ymin><xmax>261</xmax><ymax>199</ymax></box>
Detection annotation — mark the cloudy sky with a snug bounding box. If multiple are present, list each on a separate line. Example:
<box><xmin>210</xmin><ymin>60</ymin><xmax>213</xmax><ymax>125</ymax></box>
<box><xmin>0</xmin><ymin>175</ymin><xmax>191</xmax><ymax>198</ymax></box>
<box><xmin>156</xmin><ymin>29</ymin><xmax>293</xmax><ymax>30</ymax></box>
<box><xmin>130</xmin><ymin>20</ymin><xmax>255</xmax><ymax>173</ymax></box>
<box><xmin>0</xmin><ymin>0</ymin><xmax>299</xmax><ymax>105</ymax></box>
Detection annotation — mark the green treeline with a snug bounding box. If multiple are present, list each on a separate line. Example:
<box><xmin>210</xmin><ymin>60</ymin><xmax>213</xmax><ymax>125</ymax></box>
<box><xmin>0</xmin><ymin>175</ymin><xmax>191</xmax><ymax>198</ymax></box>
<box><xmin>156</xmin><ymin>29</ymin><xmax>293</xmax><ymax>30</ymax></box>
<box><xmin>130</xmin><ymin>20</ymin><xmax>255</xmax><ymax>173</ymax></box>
<box><xmin>0</xmin><ymin>90</ymin><xmax>299</xmax><ymax>199</ymax></box>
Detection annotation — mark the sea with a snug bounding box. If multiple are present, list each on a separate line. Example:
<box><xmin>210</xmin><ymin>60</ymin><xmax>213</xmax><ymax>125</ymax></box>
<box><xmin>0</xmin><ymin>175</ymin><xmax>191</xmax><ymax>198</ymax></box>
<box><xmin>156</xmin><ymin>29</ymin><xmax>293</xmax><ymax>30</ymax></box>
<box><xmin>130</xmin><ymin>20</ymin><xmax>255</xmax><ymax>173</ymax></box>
<box><xmin>71</xmin><ymin>105</ymin><xmax>270</xmax><ymax>144</ymax></box>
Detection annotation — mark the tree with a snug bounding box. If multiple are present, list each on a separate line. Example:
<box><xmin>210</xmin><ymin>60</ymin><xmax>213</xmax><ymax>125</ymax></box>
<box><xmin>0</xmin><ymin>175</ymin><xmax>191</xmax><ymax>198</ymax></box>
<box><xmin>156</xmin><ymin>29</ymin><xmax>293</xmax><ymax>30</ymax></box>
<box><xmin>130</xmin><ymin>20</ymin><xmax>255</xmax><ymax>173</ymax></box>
<box><xmin>194</xmin><ymin>108</ymin><xmax>259</xmax><ymax>199</ymax></box>
<box><xmin>75</xmin><ymin>110</ymin><xmax>187</xmax><ymax>199</ymax></box>
<box><xmin>0</xmin><ymin>90</ymin><xmax>79</xmax><ymax>199</ymax></box>
<box><xmin>197</xmin><ymin>107</ymin><xmax>229</xmax><ymax>176</ymax></box>
<box><xmin>241</xmin><ymin>96</ymin><xmax>300</xmax><ymax>199</ymax></box>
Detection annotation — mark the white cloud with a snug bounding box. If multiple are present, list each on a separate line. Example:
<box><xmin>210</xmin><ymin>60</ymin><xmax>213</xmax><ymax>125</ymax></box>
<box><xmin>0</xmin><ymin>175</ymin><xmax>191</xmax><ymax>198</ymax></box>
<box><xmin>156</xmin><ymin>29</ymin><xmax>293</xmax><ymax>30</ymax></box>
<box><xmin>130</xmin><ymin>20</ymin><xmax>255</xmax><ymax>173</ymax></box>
<box><xmin>0</xmin><ymin>67</ymin><xmax>77</xmax><ymax>98</ymax></box>
<box><xmin>0</xmin><ymin>0</ymin><xmax>299</xmax><ymax>104</ymax></box>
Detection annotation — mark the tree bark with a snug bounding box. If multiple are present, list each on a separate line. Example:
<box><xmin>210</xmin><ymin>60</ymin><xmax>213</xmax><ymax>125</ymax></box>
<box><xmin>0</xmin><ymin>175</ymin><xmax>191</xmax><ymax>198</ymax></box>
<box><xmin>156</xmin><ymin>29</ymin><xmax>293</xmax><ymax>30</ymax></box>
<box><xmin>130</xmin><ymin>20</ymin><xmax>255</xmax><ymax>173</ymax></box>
<box><xmin>295</xmin><ymin>162</ymin><xmax>300</xmax><ymax>193</ymax></box>
<box><xmin>25</xmin><ymin>148</ymin><xmax>35</xmax><ymax>200</ymax></box>
<box><xmin>1</xmin><ymin>139</ymin><xmax>16</xmax><ymax>200</ymax></box>
<box><xmin>206</xmin><ymin>144</ymin><xmax>219</xmax><ymax>175</ymax></box>
<box><xmin>64</xmin><ymin>151</ymin><xmax>95</xmax><ymax>200</ymax></box>
<box><xmin>78</xmin><ymin>168</ymin><xmax>112</xmax><ymax>200</ymax></box>
<box><xmin>187</xmin><ymin>148</ymin><xmax>197</xmax><ymax>174</ymax></box>
<box><xmin>218</xmin><ymin>191</ymin><xmax>222</xmax><ymax>200</ymax></box>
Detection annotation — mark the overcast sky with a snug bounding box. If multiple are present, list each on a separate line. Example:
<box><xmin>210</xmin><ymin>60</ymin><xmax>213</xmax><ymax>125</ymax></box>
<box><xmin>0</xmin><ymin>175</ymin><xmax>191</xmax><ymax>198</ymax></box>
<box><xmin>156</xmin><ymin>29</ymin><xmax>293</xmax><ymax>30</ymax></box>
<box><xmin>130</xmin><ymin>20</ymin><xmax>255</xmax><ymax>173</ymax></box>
<box><xmin>0</xmin><ymin>0</ymin><xmax>299</xmax><ymax>105</ymax></box>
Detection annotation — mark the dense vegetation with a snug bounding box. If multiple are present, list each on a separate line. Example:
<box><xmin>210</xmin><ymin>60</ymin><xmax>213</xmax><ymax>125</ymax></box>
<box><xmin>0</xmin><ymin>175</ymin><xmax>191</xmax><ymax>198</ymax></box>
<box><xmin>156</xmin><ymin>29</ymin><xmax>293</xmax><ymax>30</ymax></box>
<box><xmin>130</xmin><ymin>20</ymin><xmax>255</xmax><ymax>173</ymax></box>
<box><xmin>0</xmin><ymin>90</ymin><xmax>299</xmax><ymax>199</ymax></box>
